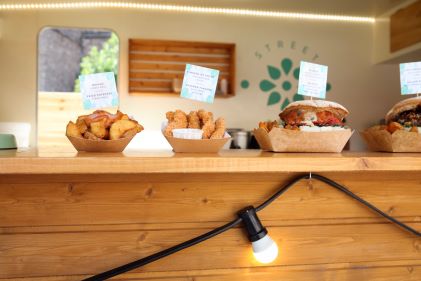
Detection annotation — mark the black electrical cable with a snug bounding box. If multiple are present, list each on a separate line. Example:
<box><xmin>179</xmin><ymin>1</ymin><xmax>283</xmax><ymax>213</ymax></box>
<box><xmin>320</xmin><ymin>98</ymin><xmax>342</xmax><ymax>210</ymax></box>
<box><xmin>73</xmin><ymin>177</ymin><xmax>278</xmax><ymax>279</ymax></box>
<box><xmin>83</xmin><ymin>218</ymin><xmax>242</xmax><ymax>281</ymax></box>
<box><xmin>84</xmin><ymin>173</ymin><xmax>421</xmax><ymax>281</ymax></box>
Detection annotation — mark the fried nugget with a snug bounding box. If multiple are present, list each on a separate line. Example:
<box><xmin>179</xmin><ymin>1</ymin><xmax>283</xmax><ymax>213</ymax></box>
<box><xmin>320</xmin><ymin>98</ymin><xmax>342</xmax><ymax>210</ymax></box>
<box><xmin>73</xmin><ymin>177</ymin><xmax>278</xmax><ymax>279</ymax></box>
<box><xmin>210</xmin><ymin>118</ymin><xmax>226</xmax><ymax>139</ymax></box>
<box><xmin>202</xmin><ymin>120</ymin><xmax>216</xmax><ymax>139</ymax></box>
<box><xmin>164</xmin><ymin>110</ymin><xmax>188</xmax><ymax>137</ymax></box>
<box><xmin>174</xmin><ymin>110</ymin><xmax>188</xmax><ymax>127</ymax></box>
<box><xmin>110</xmin><ymin>119</ymin><xmax>139</xmax><ymax>140</ymax></box>
<box><xmin>387</xmin><ymin>122</ymin><xmax>403</xmax><ymax>134</ymax></box>
<box><xmin>198</xmin><ymin>109</ymin><xmax>213</xmax><ymax>125</ymax></box>
<box><xmin>66</xmin><ymin>121</ymin><xmax>83</xmax><ymax>138</ymax></box>
<box><xmin>187</xmin><ymin>111</ymin><xmax>201</xmax><ymax>129</ymax></box>
<box><xmin>90</xmin><ymin>118</ymin><xmax>108</xmax><ymax>139</ymax></box>
<box><xmin>166</xmin><ymin>111</ymin><xmax>175</xmax><ymax>122</ymax></box>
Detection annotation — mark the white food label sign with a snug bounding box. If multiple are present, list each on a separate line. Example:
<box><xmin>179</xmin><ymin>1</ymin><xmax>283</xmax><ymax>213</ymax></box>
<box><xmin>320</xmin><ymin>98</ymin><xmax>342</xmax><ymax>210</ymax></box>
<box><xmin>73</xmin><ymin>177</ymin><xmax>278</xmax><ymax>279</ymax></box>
<box><xmin>400</xmin><ymin>61</ymin><xmax>421</xmax><ymax>95</ymax></box>
<box><xmin>180</xmin><ymin>64</ymin><xmax>220</xmax><ymax>103</ymax></box>
<box><xmin>297</xmin><ymin>61</ymin><xmax>328</xmax><ymax>99</ymax></box>
<box><xmin>80</xmin><ymin>72</ymin><xmax>119</xmax><ymax>110</ymax></box>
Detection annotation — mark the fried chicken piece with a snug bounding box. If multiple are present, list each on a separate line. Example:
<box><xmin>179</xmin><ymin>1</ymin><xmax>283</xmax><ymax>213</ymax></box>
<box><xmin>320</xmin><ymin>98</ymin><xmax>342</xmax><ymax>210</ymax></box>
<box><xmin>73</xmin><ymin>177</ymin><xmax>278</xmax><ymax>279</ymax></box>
<box><xmin>258</xmin><ymin>120</ymin><xmax>279</xmax><ymax>132</ymax></box>
<box><xmin>90</xmin><ymin>118</ymin><xmax>108</xmax><ymax>139</ymax></box>
<box><xmin>83</xmin><ymin>110</ymin><xmax>124</xmax><ymax>128</ymax></box>
<box><xmin>76</xmin><ymin>116</ymin><xmax>88</xmax><ymax>134</ymax></box>
<box><xmin>187</xmin><ymin>111</ymin><xmax>201</xmax><ymax>129</ymax></box>
<box><xmin>202</xmin><ymin>120</ymin><xmax>216</xmax><ymax>139</ymax></box>
<box><xmin>258</xmin><ymin>122</ymin><xmax>269</xmax><ymax>132</ymax></box>
<box><xmin>267</xmin><ymin>120</ymin><xmax>279</xmax><ymax>131</ymax></box>
<box><xmin>387</xmin><ymin>122</ymin><xmax>403</xmax><ymax>134</ymax></box>
<box><xmin>164</xmin><ymin>110</ymin><xmax>188</xmax><ymax>137</ymax></box>
<box><xmin>210</xmin><ymin>118</ymin><xmax>226</xmax><ymax>139</ymax></box>
<box><xmin>110</xmin><ymin>119</ymin><xmax>140</xmax><ymax>140</ymax></box>
<box><xmin>66</xmin><ymin>121</ymin><xmax>83</xmax><ymax>138</ymax></box>
<box><xmin>83</xmin><ymin>131</ymin><xmax>101</xmax><ymax>140</ymax></box>
<box><xmin>122</xmin><ymin>124</ymin><xmax>144</xmax><ymax>139</ymax></box>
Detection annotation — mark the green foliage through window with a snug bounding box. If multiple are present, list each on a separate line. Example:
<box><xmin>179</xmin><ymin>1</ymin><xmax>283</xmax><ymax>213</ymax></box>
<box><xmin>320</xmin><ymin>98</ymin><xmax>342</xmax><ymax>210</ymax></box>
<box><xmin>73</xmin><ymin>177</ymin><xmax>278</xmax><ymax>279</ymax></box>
<box><xmin>74</xmin><ymin>33</ymin><xmax>119</xmax><ymax>92</ymax></box>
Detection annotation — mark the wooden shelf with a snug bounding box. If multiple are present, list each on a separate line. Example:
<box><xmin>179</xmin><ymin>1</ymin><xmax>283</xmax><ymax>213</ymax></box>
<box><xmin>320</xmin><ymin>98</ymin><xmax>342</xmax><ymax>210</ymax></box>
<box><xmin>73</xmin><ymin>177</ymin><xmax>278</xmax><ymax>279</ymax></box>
<box><xmin>1</xmin><ymin>149</ymin><xmax>421</xmax><ymax>174</ymax></box>
<box><xmin>128</xmin><ymin>39</ymin><xmax>236</xmax><ymax>97</ymax></box>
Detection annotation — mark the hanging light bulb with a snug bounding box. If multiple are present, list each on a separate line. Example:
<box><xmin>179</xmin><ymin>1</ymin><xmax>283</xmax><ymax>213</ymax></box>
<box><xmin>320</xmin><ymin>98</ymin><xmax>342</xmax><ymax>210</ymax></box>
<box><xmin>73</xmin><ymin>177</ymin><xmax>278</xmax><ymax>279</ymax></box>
<box><xmin>251</xmin><ymin>234</ymin><xmax>278</xmax><ymax>263</ymax></box>
<box><xmin>238</xmin><ymin>206</ymin><xmax>279</xmax><ymax>264</ymax></box>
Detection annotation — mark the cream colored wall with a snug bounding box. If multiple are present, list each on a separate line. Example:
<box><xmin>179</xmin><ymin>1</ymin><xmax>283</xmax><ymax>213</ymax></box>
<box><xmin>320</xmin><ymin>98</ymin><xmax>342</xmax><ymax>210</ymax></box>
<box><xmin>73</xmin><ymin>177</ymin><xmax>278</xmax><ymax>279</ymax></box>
<box><xmin>0</xmin><ymin>9</ymin><xmax>405</xmax><ymax>150</ymax></box>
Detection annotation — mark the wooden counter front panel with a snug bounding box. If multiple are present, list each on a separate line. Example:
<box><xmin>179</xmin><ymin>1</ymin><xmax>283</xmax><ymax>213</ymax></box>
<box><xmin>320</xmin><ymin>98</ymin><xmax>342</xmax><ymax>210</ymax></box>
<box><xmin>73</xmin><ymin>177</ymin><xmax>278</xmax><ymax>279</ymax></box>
<box><xmin>1</xmin><ymin>172</ymin><xmax>421</xmax><ymax>280</ymax></box>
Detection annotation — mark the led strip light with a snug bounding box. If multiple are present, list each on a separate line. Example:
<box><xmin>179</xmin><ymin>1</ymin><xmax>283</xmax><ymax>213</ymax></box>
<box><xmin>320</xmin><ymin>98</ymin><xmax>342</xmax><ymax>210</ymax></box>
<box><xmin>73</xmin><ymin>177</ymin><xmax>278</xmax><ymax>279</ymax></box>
<box><xmin>0</xmin><ymin>2</ymin><xmax>375</xmax><ymax>23</ymax></box>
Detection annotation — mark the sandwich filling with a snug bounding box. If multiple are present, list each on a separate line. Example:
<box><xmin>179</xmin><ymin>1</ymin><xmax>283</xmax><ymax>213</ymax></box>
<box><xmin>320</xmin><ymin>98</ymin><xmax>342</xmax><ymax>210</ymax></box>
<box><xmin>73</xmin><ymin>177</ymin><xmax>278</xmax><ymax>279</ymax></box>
<box><xmin>394</xmin><ymin>105</ymin><xmax>421</xmax><ymax>127</ymax></box>
<box><xmin>282</xmin><ymin>110</ymin><xmax>344</xmax><ymax>127</ymax></box>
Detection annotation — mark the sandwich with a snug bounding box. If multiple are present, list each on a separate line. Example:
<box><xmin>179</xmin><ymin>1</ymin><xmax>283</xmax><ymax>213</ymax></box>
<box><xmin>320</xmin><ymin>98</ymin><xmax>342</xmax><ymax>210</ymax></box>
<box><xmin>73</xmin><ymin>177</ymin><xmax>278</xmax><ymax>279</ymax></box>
<box><xmin>384</xmin><ymin>96</ymin><xmax>421</xmax><ymax>134</ymax></box>
<box><xmin>278</xmin><ymin>100</ymin><xmax>349</xmax><ymax>132</ymax></box>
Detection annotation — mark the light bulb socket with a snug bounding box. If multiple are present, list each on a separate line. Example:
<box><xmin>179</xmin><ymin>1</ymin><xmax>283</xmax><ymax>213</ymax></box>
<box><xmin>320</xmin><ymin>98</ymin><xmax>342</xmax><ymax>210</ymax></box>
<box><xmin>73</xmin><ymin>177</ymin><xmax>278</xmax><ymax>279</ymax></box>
<box><xmin>238</xmin><ymin>206</ymin><xmax>268</xmax><ymax>242</ymax></box>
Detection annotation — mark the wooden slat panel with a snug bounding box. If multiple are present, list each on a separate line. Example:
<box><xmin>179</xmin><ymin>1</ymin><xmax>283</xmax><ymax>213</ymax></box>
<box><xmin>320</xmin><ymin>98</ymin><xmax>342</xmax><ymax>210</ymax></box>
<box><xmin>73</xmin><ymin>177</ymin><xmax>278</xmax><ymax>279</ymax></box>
<box><xmin>1</xmin><ymin>224</ymin><xmax>421</xmax><ymax>278</ymax></box>
<box><xmin>129</xmin><ymin>45</ymin><xmax>230</xmax><ymax>54</ymax></box>
<box><xmin>390</xmin><ymin>0</ymin><xmax>421</xmax><ymax>52</ymax></box>
<box><xmin>130</xmin><ymin>53</ymin><xmax>231</xmax><ymax>64</ymax></box>
<box><xmin>128</xmin><ymin>87</ymin><xmax>175</xmax><ymax>93</ymax></box>
<box><xmin>130</xmin><ymin>39</ymin><xmax>235</xmax><ymax>49</ymax></box>
<box><xmin>129</xmin><ymin>72</ymin><xmax>230</xmax><ymax>80</ymax></box>
<box><xmin>129</xmin><ymin>62</ymin><xmax>230</xmax><ymax>73</ymax></box>
<box><xmin>1</xmin><ymin>173</ymin><xmax>421</xmax><ymax>227</ymax></box>
<box><xmin>2</xmin><ymin>262</ymin><xmax>421</xmax><ymax>281</ymax></box>
<box><xmin>128</xmin><ymin>39</ymin><xmax>235</xmax><ymax>95</ymax></box>
<box><xmin>129</xmin><ymin>80</ymin><xmax>172</xmax><ymax>89</ymax></box>
<box><xmin>1</xmin><ymin>172</ymin><xmax>421</xmax><ymax>279</ymax></box>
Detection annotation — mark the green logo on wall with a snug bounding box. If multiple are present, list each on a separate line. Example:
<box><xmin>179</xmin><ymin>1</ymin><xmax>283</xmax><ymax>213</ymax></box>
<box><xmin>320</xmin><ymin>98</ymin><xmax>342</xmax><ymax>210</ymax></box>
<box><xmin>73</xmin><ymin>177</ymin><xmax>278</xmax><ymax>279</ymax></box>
<box><xmin>240</xmin><ymin>41</ymin><xmax>332</xmax><ymax>110</ymax></box>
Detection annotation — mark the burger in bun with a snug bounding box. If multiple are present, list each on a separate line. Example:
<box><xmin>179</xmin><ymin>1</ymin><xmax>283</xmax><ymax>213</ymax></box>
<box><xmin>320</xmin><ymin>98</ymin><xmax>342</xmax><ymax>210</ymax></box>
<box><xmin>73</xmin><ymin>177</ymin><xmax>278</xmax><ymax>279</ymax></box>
<box><xmin>279</xmin><ymin>100</ymin><xmax>349</xmax><ymax>132</ymax></box>
<box><xmin>385</xmin><ymin>96</ymin><xmax>421</xmax><ymax>134</ymax></box>
<box><xmin>255</xmin><ymin>99</ymin><xmax>352</xmax><ymax>152</ymax></box>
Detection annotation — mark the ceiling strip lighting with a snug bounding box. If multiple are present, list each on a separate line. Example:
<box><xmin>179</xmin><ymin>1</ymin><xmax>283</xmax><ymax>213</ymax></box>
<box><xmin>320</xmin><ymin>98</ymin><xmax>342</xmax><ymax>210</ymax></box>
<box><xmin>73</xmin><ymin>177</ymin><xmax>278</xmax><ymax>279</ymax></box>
<box><xmin>0</xmin><ymin>2</ymin><xmax>375</xmax><ymax>23</ymax></box>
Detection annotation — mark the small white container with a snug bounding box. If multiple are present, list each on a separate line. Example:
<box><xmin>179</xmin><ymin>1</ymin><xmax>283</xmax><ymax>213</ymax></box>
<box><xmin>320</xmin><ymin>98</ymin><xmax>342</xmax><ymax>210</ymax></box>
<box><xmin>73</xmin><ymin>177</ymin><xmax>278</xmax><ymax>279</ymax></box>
<box><xmin>172</xmin><ymin>128</ymin><xmax>203</xmax><ymax>139</ymax></box>
<box><xmin>0</xmin><ymin>122</ymin><xmax>31</xmax><ymax>148</ymax></box>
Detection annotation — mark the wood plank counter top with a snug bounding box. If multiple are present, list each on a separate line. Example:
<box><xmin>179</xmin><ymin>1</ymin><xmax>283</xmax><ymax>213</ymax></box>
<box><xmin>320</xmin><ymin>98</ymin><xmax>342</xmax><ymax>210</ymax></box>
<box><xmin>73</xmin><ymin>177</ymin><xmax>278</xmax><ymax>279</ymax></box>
<box><xmin>2</xmin><ymin>148</ymin><xmax>421</xmax><ymax>280</ymax></box>
<box><xmin>1</xmin><ymin>148</ymin><xmax>421</xmax><ymax>174</ymax></box>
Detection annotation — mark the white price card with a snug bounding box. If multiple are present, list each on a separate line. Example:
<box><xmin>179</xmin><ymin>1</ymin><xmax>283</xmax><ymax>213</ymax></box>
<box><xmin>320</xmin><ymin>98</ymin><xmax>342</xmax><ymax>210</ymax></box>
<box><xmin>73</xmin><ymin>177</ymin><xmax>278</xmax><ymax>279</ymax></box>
<box><xmin>400</xmin><ymin>61</ymin><xmax>421</xmax><ymax>95</ymax></box>
<box><xmin>297</xmin><ymin>61</ymin><xmax>328</xmax><ymax>99</ymax></box>
<box><xmin>180</xmin><ymin>64</ymin><xmax>220</xmax><ymax>103</ymax></box>
<box><xmin>80</xmin><ymin>72</ymin><xmax>119</xmax><ymax>110</ymax></box>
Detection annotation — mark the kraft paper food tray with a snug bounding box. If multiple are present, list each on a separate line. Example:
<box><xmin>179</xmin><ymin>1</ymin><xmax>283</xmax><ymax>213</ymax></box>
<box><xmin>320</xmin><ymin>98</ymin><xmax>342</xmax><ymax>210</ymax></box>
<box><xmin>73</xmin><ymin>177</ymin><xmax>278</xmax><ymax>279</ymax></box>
<box><xmin>361</xmin><ymin>125</ymin><xmax>421</xmax><ymax>152</ymax></box>
<box><xmin>67</xmin><ymin>134</ymin><xmax>136</xmax><ymax>152</ymax></box>
<box><xmin>164</xmin><ymin>133</ymin><xmax>231</xmax><ymax>153</ymax></box>
<box><xmin>254</xmin><ymin>127</ymin><xmax>353</xmax><ymax>153</ymax></box>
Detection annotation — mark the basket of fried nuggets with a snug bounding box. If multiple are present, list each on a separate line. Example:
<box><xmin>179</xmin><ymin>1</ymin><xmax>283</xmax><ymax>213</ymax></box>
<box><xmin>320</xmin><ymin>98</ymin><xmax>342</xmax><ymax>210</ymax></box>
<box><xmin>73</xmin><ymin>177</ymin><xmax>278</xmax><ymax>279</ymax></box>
<box><xmin>163</xmin><ymin>109</ymin><xmax>230</xmax><ymax>153</ymax></box>
<box><xmin>66</xmin><ymin>110</ymin><xmax>143</xmax><ymax>152</ymax></box>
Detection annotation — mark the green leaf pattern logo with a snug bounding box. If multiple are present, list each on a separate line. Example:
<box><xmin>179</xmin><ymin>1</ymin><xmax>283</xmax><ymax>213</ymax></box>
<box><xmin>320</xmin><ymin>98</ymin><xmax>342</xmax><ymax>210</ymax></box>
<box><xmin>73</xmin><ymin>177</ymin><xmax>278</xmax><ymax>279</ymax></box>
<box><xmin>243</xmin><ymin>58</ymin><xmax>332</xmax><ymax>110</ymax></box>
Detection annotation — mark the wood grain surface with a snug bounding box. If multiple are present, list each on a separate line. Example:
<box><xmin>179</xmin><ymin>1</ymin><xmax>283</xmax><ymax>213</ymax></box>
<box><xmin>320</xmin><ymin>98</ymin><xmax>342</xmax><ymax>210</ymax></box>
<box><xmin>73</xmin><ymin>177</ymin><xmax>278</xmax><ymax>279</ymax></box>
<box><xmin>1</xmin><ymin>170</ymin><xmax>421</xmax><ymax>280</ymax></box>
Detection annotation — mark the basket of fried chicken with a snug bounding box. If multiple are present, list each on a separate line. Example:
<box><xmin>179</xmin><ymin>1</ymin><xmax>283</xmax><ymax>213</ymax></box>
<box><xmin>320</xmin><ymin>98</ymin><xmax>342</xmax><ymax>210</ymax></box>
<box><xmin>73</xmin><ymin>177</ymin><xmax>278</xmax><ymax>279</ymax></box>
<box><xmin>66</xmin><ymin>110</ymin><xmax>143</xmax><ymax>152</ymax></box>
<box><xmin>254</xmin><ymin>100</ymin><xmax>353</xmax><ymax>152</ymax></box>
<box><xmin>162</xmin><ymin>109</ymin><xmax>230</xmax><ymax>153</ymax></box>
<box><xmin>361</xmin><ymin>97</ymin><xmax>421</xmax><ymax>152</ymax></box>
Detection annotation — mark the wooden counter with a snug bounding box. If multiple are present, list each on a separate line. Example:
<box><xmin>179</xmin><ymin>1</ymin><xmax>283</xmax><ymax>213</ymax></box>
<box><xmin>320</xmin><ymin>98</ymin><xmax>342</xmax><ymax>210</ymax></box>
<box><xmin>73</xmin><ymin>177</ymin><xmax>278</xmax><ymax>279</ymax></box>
<box><xmin>1</xmin><ymin>149</ymin><xmax>421</xmax><ymax>280</ymax></box>
<box><xmin>2</xmin><ymin>149</ymin><xmax>421</xmax><ymax>173</ymax></box>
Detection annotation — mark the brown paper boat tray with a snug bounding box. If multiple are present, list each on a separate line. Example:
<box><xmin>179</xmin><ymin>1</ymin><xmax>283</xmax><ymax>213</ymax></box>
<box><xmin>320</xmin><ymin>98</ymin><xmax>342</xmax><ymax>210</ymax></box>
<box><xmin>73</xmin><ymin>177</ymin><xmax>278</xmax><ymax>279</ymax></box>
<box><xmin>67</xmin><ymin>134</ymin><xmax>136</xmax><ymax>152</ymax></box>
<box><xmin>361</xmin><ymin>125</ymin><xmax>421</xmax><ymax>152</ymax></box>
<box><xmin>254</xmin><ymin>127</ymin><xmax>353</xmax><ymax>153</ymax></box>
<box><xmin>164</xmin><ymin>133</ymin><xmax>231</xmax><ymax>153</ymax></box>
